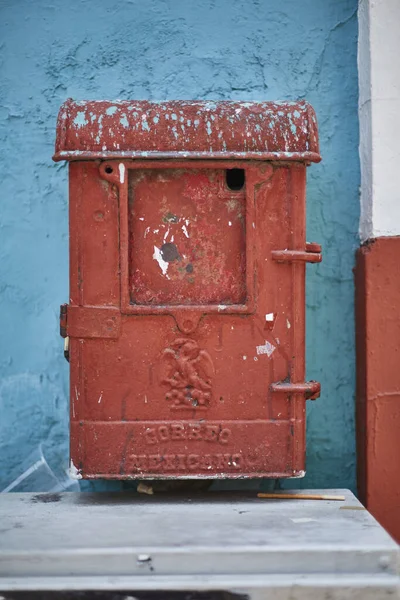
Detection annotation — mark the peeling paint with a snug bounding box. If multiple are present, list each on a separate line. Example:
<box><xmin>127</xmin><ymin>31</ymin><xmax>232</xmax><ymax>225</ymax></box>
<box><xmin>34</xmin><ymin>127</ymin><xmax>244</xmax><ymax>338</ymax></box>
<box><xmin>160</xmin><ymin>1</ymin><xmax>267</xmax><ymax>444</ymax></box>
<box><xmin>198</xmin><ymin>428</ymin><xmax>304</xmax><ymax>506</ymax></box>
<box><xmin>119</xmin><ymin>163</ymin><xmax>125</xmax><ymax>184</ymax></box>
<box><xmin>54</xmin><ymin>99</ymin><xmax>321</xmax><ymax>162</ymax></box>
<box><xmin>153</xmin><ymin>245</ymin><xmax>169</xmax><ymax>278</ymax></box>
<box><xmin>73</xmin><ymin>111</ymin><xmax>87</xmax><ymax>128</ymax></box>
<box><xmin>120</xmin><ymin>114</ymin><xmax>129</xmax><ymax>128</ymax></box>
<box><xmin>256</xmin><ymin>340</ymin><xmax>276</xmax><ymax>357</ymax></box>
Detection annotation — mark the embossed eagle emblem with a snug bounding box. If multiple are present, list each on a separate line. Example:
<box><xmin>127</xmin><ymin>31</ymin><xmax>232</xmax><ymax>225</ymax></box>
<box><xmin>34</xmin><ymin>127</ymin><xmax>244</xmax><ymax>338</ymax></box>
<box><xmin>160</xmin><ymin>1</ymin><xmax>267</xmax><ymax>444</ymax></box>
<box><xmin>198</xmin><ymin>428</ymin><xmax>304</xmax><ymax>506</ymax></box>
<box><xmin>161</xmin><ymin>338</ymin><xmax>215</xmax><ymax>408</ymax></box>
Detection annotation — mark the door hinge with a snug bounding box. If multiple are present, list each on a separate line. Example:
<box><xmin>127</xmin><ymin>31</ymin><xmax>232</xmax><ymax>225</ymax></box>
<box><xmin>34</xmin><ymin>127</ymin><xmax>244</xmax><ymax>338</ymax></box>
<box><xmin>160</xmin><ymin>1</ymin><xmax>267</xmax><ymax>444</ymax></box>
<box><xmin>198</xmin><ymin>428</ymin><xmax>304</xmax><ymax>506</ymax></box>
<box><xmin>59</xmin><ymin>304</ymin><xmax>69</xmax><ymax>362</ymax></box>
<box><xmin>59</xmin><ymin>304</ymin><xmax>121</xmax><ymax>339</ymax></box>
<box><xmin>60</xmin><ymin>303</ymin><xmax>68</xmax><ymax>338</ymax></box>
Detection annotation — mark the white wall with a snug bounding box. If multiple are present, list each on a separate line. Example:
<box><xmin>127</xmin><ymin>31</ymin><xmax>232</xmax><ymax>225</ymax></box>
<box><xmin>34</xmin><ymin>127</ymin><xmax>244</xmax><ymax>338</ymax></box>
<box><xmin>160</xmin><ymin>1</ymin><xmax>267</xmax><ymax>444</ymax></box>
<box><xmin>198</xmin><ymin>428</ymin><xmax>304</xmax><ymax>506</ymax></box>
<box><xmin>358</xmin><ymin>0</ymin><xmax>400</xmax><ymax>241</ymax></box>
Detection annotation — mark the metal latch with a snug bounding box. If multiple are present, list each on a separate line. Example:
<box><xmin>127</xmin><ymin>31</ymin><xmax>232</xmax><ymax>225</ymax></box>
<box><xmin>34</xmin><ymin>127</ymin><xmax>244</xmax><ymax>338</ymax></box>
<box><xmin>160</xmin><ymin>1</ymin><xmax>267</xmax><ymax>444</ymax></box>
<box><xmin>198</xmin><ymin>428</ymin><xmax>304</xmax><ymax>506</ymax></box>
<box><xmin>270</xmin><ymin>380</ymin><xmax>321</xmax><ymax>400</ymax></box>
<box><xmin>272</xmin><ymin>242</ymin><xmax>322</xmax><ymax>264</ymax></box>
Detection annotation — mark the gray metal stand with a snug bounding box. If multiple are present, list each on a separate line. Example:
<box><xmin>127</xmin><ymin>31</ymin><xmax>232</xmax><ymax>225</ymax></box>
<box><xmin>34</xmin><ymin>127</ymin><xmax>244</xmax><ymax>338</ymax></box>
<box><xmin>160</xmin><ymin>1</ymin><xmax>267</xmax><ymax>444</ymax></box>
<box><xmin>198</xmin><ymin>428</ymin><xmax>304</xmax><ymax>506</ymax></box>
<box><xmin>0</xmin><ymin>489</ymin><xmax>398</xmax><ymax>599</ymax></box>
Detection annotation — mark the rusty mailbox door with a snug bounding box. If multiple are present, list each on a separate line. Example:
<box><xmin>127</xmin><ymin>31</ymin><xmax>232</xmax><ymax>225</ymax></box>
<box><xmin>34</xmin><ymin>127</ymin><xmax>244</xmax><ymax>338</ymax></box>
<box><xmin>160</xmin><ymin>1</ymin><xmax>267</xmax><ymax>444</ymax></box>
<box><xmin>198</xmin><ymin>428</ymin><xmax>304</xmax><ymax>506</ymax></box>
<box><xmin>55</xmin><ymin>100</ymin><xmax>321</xmax><ymax>481</ymax></box>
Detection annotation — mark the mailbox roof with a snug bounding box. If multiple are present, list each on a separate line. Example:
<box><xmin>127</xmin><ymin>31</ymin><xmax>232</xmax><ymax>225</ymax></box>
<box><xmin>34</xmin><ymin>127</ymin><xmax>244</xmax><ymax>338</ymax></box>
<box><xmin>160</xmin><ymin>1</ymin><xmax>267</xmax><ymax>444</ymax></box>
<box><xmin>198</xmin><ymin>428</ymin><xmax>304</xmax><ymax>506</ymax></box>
<box><xmin>54</xmin><ymin>99</ymin><xmax>320</xmax><ymax>162</ymax></box>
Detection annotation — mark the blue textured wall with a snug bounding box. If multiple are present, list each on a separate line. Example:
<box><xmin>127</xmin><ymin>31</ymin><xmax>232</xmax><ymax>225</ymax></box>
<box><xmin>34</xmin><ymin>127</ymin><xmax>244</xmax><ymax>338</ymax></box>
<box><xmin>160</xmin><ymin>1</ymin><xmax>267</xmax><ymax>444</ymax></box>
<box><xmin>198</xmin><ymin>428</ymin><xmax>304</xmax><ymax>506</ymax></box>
<box><xmin>0</xmin><ymin>0</ymin><xmax>359</xmax><ymax>492</ymax></box>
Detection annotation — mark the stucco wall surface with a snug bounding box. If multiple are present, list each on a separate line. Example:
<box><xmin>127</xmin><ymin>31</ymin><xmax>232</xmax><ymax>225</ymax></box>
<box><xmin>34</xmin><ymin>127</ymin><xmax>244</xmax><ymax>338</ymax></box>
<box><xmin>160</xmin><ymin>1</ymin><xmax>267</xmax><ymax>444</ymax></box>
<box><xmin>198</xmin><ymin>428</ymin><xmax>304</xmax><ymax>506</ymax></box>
<box><xmin>0</xmin><ymin>0</ymin><xmax>359</xmax><ymax>492</ymax></box>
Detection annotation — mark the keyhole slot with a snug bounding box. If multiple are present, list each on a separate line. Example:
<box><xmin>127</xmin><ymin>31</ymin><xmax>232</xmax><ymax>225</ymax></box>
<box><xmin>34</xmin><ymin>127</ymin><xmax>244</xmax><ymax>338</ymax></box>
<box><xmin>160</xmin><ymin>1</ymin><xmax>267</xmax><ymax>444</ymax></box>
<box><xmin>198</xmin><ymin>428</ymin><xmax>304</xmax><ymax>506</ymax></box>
<box><xmin>226</xmin><ymin>169</ymin><xmax>245</xmax><ymax>191</ymax></box>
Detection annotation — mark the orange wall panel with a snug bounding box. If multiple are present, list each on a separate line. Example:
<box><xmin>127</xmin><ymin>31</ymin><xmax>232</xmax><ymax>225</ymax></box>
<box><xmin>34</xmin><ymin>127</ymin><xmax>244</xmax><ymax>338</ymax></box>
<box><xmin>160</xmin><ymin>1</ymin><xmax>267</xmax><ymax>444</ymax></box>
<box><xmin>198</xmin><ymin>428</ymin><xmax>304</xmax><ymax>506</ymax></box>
<box><xmin>355</xmin><ymin>237</ymin><xmax>400</xmax><ymax>542</ymax></box>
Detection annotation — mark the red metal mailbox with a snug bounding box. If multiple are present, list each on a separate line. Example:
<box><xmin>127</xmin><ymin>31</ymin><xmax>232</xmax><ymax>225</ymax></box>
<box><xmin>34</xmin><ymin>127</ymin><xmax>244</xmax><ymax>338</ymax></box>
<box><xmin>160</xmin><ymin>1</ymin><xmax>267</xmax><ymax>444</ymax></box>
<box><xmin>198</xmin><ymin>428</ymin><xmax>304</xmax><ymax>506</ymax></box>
<box><xmin>54</xmin><ymin>99</ymin><xmax>322</xmax><ymax>481</ymax></box>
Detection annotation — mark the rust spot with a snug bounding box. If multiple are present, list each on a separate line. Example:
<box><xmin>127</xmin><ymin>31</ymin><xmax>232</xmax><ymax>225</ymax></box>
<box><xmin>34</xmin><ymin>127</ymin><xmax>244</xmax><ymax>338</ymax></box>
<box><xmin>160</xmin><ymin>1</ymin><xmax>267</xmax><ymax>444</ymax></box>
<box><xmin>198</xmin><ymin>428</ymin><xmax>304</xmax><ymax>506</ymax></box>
<box><xmin>160</xmin><ymin>242</ymin><xmax>180</xmax><ymax>262</ymax></box>
<box><xmin>163</xmin><ymin>212</ymin><xmax>179</xmax><ymax>224</ymax></box>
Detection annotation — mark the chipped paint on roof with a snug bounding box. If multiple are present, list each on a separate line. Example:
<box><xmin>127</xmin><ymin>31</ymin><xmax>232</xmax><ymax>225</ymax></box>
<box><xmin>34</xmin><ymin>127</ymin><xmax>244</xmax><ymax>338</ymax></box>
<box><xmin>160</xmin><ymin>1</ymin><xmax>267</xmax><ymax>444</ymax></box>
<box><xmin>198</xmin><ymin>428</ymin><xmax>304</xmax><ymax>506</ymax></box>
<box><xmin>54</xmin><ymin>99</ymin><xmax>320</xmax><ymax>162</ymax></box>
